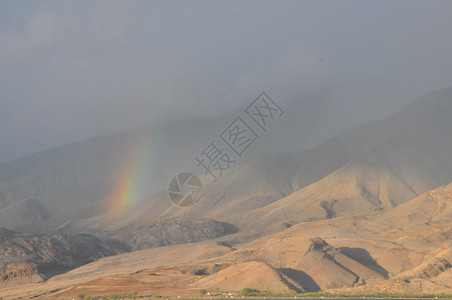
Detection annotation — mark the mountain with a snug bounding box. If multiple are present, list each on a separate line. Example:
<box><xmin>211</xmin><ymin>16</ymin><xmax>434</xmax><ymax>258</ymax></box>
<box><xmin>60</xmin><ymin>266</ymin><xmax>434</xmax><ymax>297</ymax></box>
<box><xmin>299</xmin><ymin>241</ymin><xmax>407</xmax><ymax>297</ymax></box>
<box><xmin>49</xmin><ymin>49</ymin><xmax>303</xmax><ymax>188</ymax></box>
<box><xmin>376</xmin><ymin>182</ymin><xmax>452</xmax><ymax>228</ymax></box>
<box><xmin>0</xmin><ymin>87</ymin><xmax>450</xmax><ymax>298</ymax></box>
<box><xmin>96</xmin><ymin>218</ymin><xmax>238</xmax><ymax>251</ymax></box>
<box><xmin>33</xmin><ymin>185</ymin><xmax>449</xmax><ymax>298</ymax></box>
<box><xmin>152</xmin><ymin>86</ymin><xmax>452</xmax><ymax>236</ymax></box>
<box><xmin>0</xmin><ymin>88</ymin><xmax>450</xmax><ymax>235</ymax></box>
<box><xmin>0</xmin><ymin>115</ymin><xmax>235</xmax><ymax>233</ymax></box>
<box><xmin>0</xmin><ymin>217</ymin><xmax>238</xmax><ymax>285</ymax></box>
<box><xmin>0</xmin><ymin>229</ymin><xmax>127</xmax><ymax>285</ymax></box>
<box><xmin>8</xmin><ymin>181</ymin><xmax>449</xmax><ymax>299</ymax></box>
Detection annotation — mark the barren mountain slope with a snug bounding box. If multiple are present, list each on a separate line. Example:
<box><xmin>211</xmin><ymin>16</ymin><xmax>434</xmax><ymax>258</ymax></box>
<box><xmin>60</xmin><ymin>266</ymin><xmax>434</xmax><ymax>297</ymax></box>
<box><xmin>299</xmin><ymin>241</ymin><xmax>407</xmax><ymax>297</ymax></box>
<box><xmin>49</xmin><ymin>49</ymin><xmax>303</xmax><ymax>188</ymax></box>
<box><xmin>1</xmin><ymin>88</ymin><xmax>450</xmax><ymax>234</ymax></box>
<box><xmin>223</xmin><ymin>94</ymin><xmax>451</xmax><ymax>234</ymax></box>
<box><xmin>0</xmin><ymin>229</ymin><xmax>127</xmax><ymax>285</ymax></box>
<box><xmin>1</xmin><ymin>184</ymin><xmax>452</xmax><ymax>298</ymax></box>
<box><xmin>376</xmin><ymin>182</ymin><xmax>452</xmax><ymax>228</ymax></box>
<box><xmin>146</xmin><ymin>87</ymin><xmax>452</xmax><ymax>231</ymax></box>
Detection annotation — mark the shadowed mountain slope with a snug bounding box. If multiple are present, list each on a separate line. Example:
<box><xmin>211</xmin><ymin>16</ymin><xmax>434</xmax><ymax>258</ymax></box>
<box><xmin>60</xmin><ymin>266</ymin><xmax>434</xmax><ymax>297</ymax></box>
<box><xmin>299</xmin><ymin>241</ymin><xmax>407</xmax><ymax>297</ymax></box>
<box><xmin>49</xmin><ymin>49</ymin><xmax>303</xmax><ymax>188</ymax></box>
<box><xmin>0</xmin><ymin>228</ymin><xmax>127</xmax><ymax>284</ymax></box>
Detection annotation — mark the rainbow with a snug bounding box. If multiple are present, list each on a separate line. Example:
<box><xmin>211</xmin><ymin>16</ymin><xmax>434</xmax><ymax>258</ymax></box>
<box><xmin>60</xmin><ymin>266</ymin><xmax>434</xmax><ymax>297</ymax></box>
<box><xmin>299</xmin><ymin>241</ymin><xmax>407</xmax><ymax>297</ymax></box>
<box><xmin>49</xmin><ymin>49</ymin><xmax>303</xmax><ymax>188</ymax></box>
<box><xmin>106</xmin><ymin>138</ymin><xmax>156</xmax><ymax>222</ymax></box>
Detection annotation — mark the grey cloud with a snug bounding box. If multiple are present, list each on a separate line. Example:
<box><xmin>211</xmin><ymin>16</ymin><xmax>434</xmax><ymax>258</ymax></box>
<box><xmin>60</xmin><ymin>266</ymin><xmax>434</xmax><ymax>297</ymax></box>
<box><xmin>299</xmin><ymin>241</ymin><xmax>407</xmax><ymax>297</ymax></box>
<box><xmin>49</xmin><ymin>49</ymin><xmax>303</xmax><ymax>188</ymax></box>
<box><xmin>1</xmin><ymin>0</ymin><xmax>452</xmax><ymax>162</ymax></box>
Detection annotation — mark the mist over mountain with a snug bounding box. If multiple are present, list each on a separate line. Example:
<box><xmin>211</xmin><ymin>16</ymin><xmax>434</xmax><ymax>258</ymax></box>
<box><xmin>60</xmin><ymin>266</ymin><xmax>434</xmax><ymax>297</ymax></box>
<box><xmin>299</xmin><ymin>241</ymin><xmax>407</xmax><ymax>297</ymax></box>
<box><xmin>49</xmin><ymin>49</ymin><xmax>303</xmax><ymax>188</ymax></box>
<box><xmin>2</xmin><ymin>1</ymin><xmax>452</xmax><ymax>165</ymax></box>
<box><xmin>0</xmin><ymin>87</ymin><xmax>450</xmax><ymax>237</ymax></box>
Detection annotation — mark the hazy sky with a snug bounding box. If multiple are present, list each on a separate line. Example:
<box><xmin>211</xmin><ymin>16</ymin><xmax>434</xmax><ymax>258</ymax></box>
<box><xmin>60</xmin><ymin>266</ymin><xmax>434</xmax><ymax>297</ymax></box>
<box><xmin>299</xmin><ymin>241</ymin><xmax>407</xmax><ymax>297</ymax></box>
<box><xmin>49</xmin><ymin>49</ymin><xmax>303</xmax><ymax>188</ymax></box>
<box><xmin>1</xmin><ymin>0</ymin><xmax>452</xmax><ymax>163</ymax></box>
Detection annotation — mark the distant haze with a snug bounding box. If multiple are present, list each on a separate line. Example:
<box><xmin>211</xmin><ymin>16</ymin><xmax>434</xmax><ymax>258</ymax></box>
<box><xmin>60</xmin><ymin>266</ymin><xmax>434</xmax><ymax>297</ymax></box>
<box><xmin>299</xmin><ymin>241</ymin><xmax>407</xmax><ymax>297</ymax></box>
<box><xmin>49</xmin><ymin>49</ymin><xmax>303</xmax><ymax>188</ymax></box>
<box><xmin>1</xmin><ymin>0</ymin><xmax>452</xmax><ymax>163</ymax></box>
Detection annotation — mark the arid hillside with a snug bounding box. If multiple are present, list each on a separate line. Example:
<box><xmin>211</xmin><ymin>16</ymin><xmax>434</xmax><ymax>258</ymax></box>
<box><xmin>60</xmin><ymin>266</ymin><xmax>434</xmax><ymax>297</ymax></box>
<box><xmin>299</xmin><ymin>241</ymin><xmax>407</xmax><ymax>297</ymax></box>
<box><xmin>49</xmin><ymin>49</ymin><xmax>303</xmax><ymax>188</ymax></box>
<box><xmin>0</xmin><ymin>88</ymin><xmax>451</xmax><ymax>299</ymax></box>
